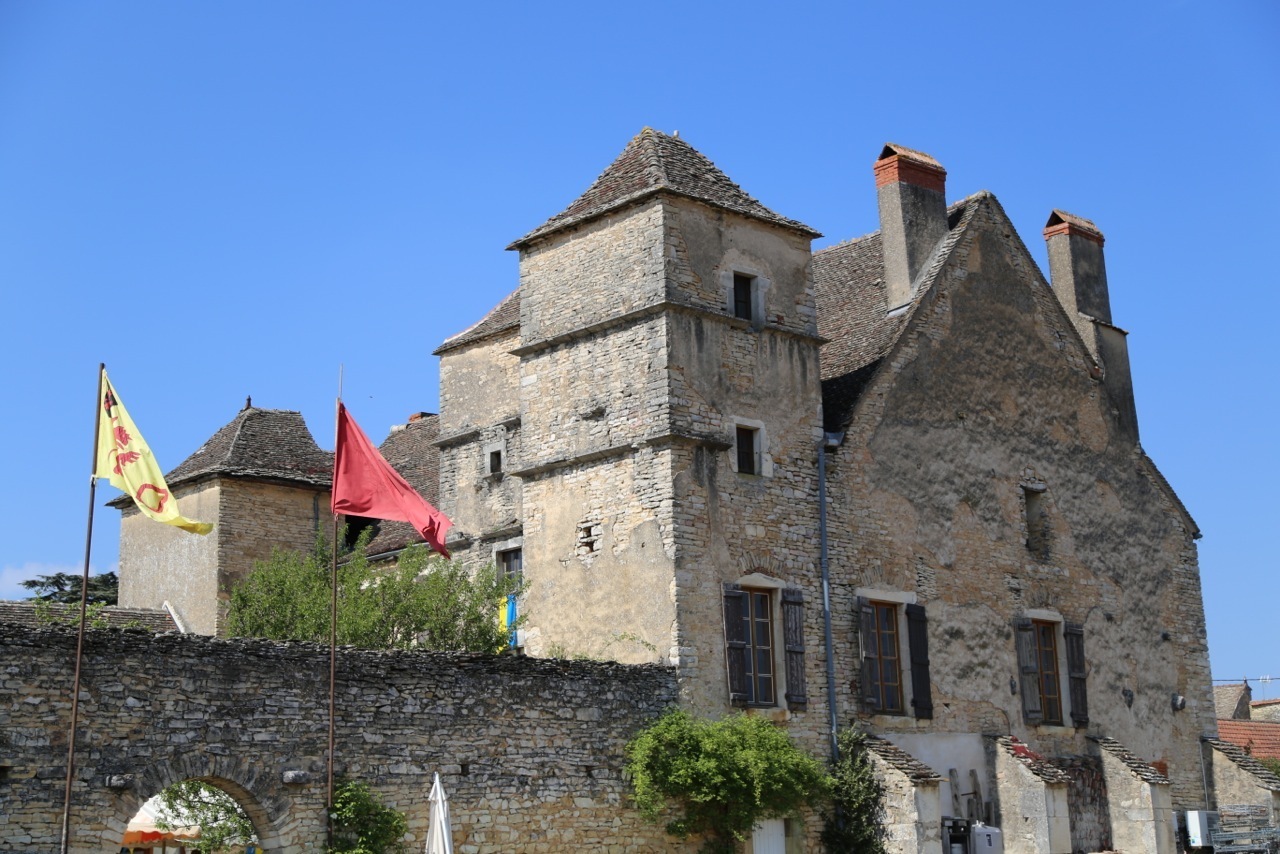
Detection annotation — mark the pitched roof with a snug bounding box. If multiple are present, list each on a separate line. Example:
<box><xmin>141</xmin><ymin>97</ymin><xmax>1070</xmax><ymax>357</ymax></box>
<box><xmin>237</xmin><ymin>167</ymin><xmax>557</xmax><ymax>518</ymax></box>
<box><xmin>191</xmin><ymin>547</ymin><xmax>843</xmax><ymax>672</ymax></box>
<box><xmin>1207</xmin><ymin>737</ymin><xmax>1280</xmax><ymax>791</ymax></box>
<box><xmin>995</xmin><ymin>736</ymin><xmax>1072</xmax><ymax>784</ymax></box>
<box><xmin>363</xmin><ymin>413</ymin><xmax>442</xmax><ymax>557</ymax></box>
<box><xmin>814</xmin><ymin>197</ymin><xmax>977</xmax><ymax>431</ymax></box>
<box><xmin>863</xmin><ymin>735</ymin><xmax>943</xmax><ymax>782</ymax></box>
<box><xmin>163</xmin><ymin>406</ymin><xmax>333</xmax><ymax>489</ymax></box>
<box><xmin>1215</xmin><ymin>682</ymin><xmax>1253</xmax><ymax>719</ymax></box>
<box><xmin>508</xmin><ymin>128</ymin><xmax>819</xmax><ymax>250</ymax></box>
<box><xmin>0</xmin><ymin>601</ymin><xmax>178</xmax><ymax>632</ymax></box>
<box><xmin>1091</xmin><ymin>736</ymin><xmax>1171</xmax><ymax>784</ymax></box>
<box><xmin>435</xmin><ymin>287</ymin><xmax>521</xmax><ymax>355</ymax></box>
<box><xmin>1217</xmin><ymin>720</ymin><xmax>1280</xmax><ymax>762</ymax></box>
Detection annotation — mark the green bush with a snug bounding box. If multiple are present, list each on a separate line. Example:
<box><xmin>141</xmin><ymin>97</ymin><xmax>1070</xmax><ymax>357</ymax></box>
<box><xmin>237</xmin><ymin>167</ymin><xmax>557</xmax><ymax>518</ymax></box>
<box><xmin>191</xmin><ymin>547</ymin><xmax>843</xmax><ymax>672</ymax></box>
<box><xmin>625</xmin><ymin>709</ymin><xmax>829</xmax><ymax>854</ymax></box>
<box><xmin>329</xmin><ymin>779</ymin><xmax>408</xmax><ymax>854</ymax></box>
<box><xmin>821</xmin><ymin>727</ymin><xmax>888</xmax><ymax>854</ymax></box>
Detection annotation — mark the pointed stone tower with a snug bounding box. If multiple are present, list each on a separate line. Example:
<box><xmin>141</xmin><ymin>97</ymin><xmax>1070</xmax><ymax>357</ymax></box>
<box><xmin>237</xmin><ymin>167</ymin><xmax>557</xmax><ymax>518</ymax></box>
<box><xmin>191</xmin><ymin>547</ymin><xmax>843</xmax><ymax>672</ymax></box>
<box><xmin>115</xmin><ymin>405</ymin><xmax>332</xmax><ymax>635</ymax></box>
<box><xmin>440</xmin><ymin>129</ymin><xmax>826</xmax><ymax>713</ymax></box>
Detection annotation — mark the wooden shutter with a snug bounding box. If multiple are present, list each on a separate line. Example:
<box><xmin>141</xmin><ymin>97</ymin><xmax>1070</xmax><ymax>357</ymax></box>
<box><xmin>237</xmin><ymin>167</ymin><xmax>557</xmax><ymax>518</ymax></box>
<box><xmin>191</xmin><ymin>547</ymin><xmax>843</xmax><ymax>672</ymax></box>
<box><xmin>906</xmin><ymin>603</ymin><xmax>933</xmax><ymax>720</ymax></box>
<box><xmin>723</xmin><ymin>583</ymin><xmax>749</xmax><ymax>706</ymax></box>
<box><xmin>1064</xmin><ymin>622</ymin><xmax>1089</xmax><ymax>727</ymax></box>
<box><xmin>857</xmin><ymin>597</ymin><xmax>881</xmax><ymax>712</ymax></box>
<box><xmin>1014</xmin><ymin>617</ymin><xmax>1043</xmax><ymax>724</ymax></box>
<box><xmin>781</xmin><ymin>588</ymin><xmax>808</xmax><ymax>710</ymax></box>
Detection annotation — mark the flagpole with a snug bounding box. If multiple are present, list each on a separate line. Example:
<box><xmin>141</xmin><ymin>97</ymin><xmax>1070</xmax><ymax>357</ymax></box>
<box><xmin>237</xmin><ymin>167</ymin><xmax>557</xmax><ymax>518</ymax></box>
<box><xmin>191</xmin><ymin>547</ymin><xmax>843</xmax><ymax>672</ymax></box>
<box><xmin>61</xmin><ymin>363</ymin><xmax>104</xmax><ymax>854</ymax></box>
<box><xmin>327</xmin><ymin>366</ymin><xmax>343</xmax><ymax>849</ymax></box>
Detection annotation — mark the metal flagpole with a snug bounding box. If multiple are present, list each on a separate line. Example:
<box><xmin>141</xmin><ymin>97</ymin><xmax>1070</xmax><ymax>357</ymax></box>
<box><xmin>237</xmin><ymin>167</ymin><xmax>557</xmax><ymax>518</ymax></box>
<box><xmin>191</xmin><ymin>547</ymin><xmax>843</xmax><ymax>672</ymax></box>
<box><xmin>61</xmin><ymin>363</ymin><xmax>105</xmax><ymax>854</ymax></box>
<box><xmin>327</xmin><ymin>365</ymin><xmax>343</xmax><ymax>848</ymax></box>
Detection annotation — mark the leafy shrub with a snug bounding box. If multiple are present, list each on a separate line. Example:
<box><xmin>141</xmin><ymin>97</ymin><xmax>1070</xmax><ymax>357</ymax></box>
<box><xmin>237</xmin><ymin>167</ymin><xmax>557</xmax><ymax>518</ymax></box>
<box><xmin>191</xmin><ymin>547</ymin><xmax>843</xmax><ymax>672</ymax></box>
<box><xmin>821</xmin><ymin>727</ymin><xmax>888</xmax><ymax>854</ymax></box>
<box><xmin>329</xmin><ymin>779</ymin><xmax>408</xmax><ymax>854</ymax></box>
<box><xmin>625</xmin><ymin>709</ymin><xmax>829</xmax><ymax>853</ymax></box>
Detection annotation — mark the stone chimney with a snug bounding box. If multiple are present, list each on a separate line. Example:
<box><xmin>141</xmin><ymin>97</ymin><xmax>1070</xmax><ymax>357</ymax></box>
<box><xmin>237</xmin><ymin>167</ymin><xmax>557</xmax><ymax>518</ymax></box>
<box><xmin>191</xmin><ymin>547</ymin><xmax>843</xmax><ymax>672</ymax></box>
<box><xmin>1043</xmin><ymin>211</ymin><xmax>1138</xmax><ymax>441</ymax></box>
<box><xmin>875</xmin><ymin>144</ymin><xmax>948</xmax><ymax>311</ymax></box>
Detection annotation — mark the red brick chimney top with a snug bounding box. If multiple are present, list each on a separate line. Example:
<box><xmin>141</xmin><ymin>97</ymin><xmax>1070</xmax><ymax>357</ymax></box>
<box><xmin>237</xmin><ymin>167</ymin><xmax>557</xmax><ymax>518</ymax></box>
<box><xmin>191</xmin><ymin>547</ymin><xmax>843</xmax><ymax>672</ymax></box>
<box><xmin>1044</xmin><ymin>209</ymin><xmax>1105</xmax><ymax>245</ymax></box>
<box><xmin>874</xmin><ymin>143</ymin><xmax>946</xmax><ymax>193</ymax></box>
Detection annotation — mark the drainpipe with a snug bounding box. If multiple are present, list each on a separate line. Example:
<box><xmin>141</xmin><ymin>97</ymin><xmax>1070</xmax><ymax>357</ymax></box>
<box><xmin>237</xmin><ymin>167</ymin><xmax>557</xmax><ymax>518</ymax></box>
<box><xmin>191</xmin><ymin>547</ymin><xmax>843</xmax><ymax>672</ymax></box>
<box><xmin>818</xmin><ymin>431</ymin><xmax>844</xmax><ymax>762</ymax></box>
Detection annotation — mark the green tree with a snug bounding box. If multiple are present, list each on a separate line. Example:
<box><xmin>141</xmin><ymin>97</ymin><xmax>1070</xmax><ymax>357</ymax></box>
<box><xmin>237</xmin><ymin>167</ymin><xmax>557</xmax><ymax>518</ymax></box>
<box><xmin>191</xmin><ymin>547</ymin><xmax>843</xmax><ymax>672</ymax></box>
<box><xmin>625</xmin><ymin>709</ymin><xmax>829</xmax><ymax>854</ymax></box>
<box><xmin>21</xmin><ymin>571</ymin><xmax>118</xmax><ymax>604</ymax></box>
<box><xmin>225</xmin><ymin>534</ymin><xmax>523</xmax><ymax>652</ymax></box>
<box><xmin>329</xmin><ymin>779</ymin><xmax>408</xmax><ymax>854</ymax></box>
<box><xmin>154</xmin><ymin>780</ymin><xmax>256</xmax><ymax>852</ymax></box>
<box><xmin>821</xmin><ymin>727</ymin><xmax>888</xmax><ymax>854</ymax></box>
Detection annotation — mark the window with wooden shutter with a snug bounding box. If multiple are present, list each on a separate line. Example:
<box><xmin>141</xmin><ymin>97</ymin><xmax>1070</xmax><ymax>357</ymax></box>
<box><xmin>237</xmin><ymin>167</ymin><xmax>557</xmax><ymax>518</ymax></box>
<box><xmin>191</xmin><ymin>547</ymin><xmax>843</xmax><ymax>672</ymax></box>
<box><xmin>905</xmin><ymin>603</ymin><xmax>933</xmax><ymax>720</ymax></box>
<box><xmin>1064</xmin><ymin>623</ymin><xmax>1088</xmax><ymax>727</ymax></box>
<box><xmin>723</xmin><ymin>584</ymin><xmax>749</xmax><ymax>706</ymax></box>
<box><xmin>781</xmin><ymin>588</ymin><xmax>807</xmax><ymax>710</ymax></box>
<box><xmin>857</xmin><ymin>597</ymin><xmax>882</xmax><ymax>712</ymax></box>
<box><xmin>1014</xmin><ymin>617</ymin><xmax>1043</xmax><ymax>724</ymax></box>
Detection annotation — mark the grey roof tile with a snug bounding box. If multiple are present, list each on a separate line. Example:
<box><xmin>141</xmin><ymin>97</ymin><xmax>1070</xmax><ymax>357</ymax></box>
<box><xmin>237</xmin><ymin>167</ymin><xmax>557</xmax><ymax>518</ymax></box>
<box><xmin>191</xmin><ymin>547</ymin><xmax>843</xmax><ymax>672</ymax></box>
<box><xmin>435</xmin><ymin>288</ymin><xmax>521</xmax><ymax>355</ymax></box>
<box><xmin>0</xmin><ymin>601</ymin><xmax>178</xmax><ymax>632</ymax></box>
<box><xmin>509</xmin><ymin>128</ymin><xmax>819</xmax><ymax>250</ymax></box>
<box><xmin>1091</xmin><ymin>736</ymin><xmax>1171</xmax><ymax>784</ymax></box>
<box><xmin>1207</xmin><ymin>738</ymin><xmax>1280</xmax><ymax>791</ymax></box>
<box><xmin>363</xmin><ymin>413</ymin><xmax>442</xmax><ymax>557</ymax></box>
<box><xmin>864</xmin><ymin>735</ymin><xmax>944</xmax><ymax>782</ymax></box>
<box><xmin>162</xmin><ymin>405</ymin><xmax>333</xmax><ymax>490</ymax></box>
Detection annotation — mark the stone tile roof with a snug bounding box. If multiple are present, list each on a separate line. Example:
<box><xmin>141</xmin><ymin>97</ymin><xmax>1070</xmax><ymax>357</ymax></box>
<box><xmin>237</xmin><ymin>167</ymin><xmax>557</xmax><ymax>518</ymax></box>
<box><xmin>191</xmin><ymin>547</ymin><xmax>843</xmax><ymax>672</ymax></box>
<box><xmin>163</xmin><ymin>405</ymin><xmax>333</xmax><ymax>490</ymax></box>
<box><xmin>1207</xmin><ymin>738</ymin><xmax>1280</xmax><ymax>791</ymax></box>
<box><xmin>1091</xmin><ymin>736</ymin><xmax>1171</xmax><ymax>784</ymax></box>
<box><xmin>1215</xmin><ymin>683</ymin><xmax>1253</xmax><ymax>720</ymax></box>
<box><xmin>1217</xmin><ymin>720</ymin><xmax>1280</xmax><ymax>762</ymax></box>
<box><xmin>435</xmin><ymin>287</ymin><xmax>521</xmax><ymax>355</ymax></box>
<box><xmin>508</xmin><ymin>128</ymin><xmax>819</xmax><ymax>250</ymax></box>
<box><xmin>363</xmin><ymin>413</ymin><xmax>442</xmax><ymax>557</ymax></box>
<box><xmin>863</xmin><ymin>735</ymin><xmax>944</xmax><ymax>782</ymax></box>
<box><xmin>996</xmin><ymin>736</ymin><xmax>1072</xmax><ymax>784</ymax></box>
<box><xmin>1252</xmin><ymin>699</ymin><xmax>1280</xmax><ymax>722</ymax></box>
<box><xmin>0</xmin><ymin>601</ymin><xmax>178</xmax><ymax>632</ymax></box>
<box><xmin>814</xmin><ymin>197</ymin><xmax>977</xmax><ymax>431</ymax></box>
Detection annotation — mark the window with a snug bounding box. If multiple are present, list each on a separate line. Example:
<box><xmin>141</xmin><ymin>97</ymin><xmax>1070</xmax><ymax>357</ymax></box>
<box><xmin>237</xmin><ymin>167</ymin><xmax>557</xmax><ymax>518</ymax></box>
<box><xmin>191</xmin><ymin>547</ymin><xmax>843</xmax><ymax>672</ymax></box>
<box><xmin>1023</xmin><ymin>484</ymin><xmax>1049</xmax><ymax>557</ymax></box>
<box><xmin>733</xmin><ymin>273</ymin><xmax>755</xmax><ymax>320</ymax></box>
<box><xmin>857</xmin><ymin>595</ymin><xmax>933</xmax><ymax>719</ymax></box>
<box><xmin>723</xmin><ymin>582</ymin><xmax>808</xmax><ymax>710</ymax></box>
<box><xmin>736</xmin><ymin>425</ymin><xmax>760</xmax><ymax>475</ymax></box>
<box><xmin>489</xmin><ymin>449</ymin><xmax>503</xmax><ymax>474</ymax></box>
<box><xmin>1015</xmin><ymin>616</ymin><xmax>1088</xmax><ymax>727</ymax></box>
<box><xmin>498</xmin><ymin>548</ymin><xmax>522</xmax><ymax>582</ymax></box>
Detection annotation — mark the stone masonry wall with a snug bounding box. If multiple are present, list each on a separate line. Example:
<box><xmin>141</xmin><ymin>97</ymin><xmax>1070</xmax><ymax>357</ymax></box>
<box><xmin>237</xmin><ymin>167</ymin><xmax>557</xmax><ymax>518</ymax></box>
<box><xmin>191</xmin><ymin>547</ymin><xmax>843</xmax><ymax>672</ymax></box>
<box><xmin>118</xmin><ymin>480</ymin><xmax>222</xmax><ymax>634</ymax></box>
<box><xmin>0</xmin><ymin>624</ymin><xmax>682</xmax><ymax>853</ymax></box>
<box><xmin>824</xmin><ymin>196</ymin><xmax>1215</xmax><ymax>810</ymax></box>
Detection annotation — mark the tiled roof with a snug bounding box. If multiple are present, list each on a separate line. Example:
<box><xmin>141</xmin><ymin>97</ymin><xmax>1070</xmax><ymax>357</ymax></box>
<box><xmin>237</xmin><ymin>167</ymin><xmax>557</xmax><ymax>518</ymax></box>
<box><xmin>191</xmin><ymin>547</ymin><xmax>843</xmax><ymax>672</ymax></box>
<box><xmin>508</xmin><ymin>128</ymin><xmax>819</xmax><ymax>250</ymax></box>
<box><xmin>1091</xmin><ymin>736</ymin><xmax>1171</xmax><ymax>784</ymax></box>
<box><xmin>435</xmin><ymin>288</ymin><xmax>521</xmax><ymax>355</ymax></box>
<box><xmin>0</xmin><ymin>601</ymin><xmax>178</xmax><ymax>632</ymax></box>
<box><xmin>814</xmin><ymin>197</ymin><xmax>977</xmax><ymax>431</ymax></box>
<box><xmin>995</xmin><ymin>736</ymin><xmax>1072</xmax><ymax>784</ymax></box>
<box><xmin>163</xmin><ymin>406</ymin><xmax>333</xmax><ymax>489</ymax></box>
<box><xmin>1215</xmin><ymin>683</ymin><xmax>1253</xmax><ymax>720</ymax></box>
<box><xmin>1217</xmin><ymin>720</ymin><xmax>1280</xmax><ymax>762</ymax></box>
<box><xmin>864</xmin><ymin>735</ymin><xmax>943</xmax><ymax>782</ymax></box>
<box><xmin>363</xmin><ymin>413</ymin><xmax>442</xmax><ymax>557</ymax></box>
<box><xmin>1252</xmin><ymin>699</ymin><xmax>1280</xmax><ymax>723</ymax></box>
<box><xmin>1207</xmin><ymin>738</ymin><xmax>1280</xmax><ymax>791</ymax></box>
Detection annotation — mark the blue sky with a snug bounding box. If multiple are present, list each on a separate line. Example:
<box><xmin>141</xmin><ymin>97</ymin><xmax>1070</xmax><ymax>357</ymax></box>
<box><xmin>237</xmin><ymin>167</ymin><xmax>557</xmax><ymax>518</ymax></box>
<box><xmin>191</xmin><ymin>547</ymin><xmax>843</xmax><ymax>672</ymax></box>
<box><xmin>1</xmin><ymin>2</ymin><xmax>1276</xmax><ymax>693</ymax></box>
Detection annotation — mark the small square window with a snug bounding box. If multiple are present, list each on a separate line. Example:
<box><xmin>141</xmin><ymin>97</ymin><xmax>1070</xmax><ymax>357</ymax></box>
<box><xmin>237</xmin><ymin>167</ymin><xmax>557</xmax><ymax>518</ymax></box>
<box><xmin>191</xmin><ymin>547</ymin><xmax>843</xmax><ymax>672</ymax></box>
<box><xmin>736</xmin><ymin>425</ymin><xmax>759</xmax><ymax>475</ymax></box>
<box><xmin>733</xmin><ymin>273</ymin><xmax>755</xmax><ymax>321</ymax></box>
<box><xmin>498</xmin><ymin>548</ymin><xmax>522</xmax><ymax>583</ymax></box>
<box><xmin>489</xmin><ymin>449</ymin><xmax>503</xmax><ymax>474</ymax></box>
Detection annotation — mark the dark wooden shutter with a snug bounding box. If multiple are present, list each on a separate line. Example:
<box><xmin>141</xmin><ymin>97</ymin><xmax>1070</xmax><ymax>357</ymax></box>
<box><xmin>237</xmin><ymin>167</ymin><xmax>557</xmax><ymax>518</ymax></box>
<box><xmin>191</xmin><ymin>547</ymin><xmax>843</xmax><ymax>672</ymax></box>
<box><xmin>1014</xmin><ymin>617</ymin><xmax>1043</xmax><ymax>724</ymax></box>
<box><xmin>1064</xmin><ymin>622</ymin><xmax>1089</xmax><ymax>727</ymax></box>
<box><xmin>781</xmin><ymin>588</ymin><xmax>808</xmax><ymax>710</ymax></box>
<box><xmin>858</xmin><ymin>597</ymin><xmax>881</xmax><ymax>712</ymax></box>
<box><xmin>906</xmin><ymin>603</ymin><xmax>933</xmax><ymax>720</ymax></box>
<box><xmin>723</xmin><ymin>583</ymin><xmax>748</xmax><ymax>706</ymax></box>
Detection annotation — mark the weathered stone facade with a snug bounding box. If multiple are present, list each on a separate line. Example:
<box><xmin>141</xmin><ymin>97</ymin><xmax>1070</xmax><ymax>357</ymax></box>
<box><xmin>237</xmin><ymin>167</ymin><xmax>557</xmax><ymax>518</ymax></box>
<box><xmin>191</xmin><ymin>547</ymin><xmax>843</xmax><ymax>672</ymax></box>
<box><xmin>0</xmin><ymin>625</ymin><xmax>680</xmax><ymax>852</ymax></box>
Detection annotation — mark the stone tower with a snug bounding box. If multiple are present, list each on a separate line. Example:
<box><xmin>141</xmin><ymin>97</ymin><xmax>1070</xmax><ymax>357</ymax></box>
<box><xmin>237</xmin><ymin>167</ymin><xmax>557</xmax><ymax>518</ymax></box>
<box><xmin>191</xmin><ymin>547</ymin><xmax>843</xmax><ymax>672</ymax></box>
<box><xmin>115</xmin><ymin>404</ymin><xmax>332</xmax><ymax>635</ymax></box>
<box><xmin>438</xmin><ymin>129</ymin><xmax>826</xmax><ymax>712</ymax></box>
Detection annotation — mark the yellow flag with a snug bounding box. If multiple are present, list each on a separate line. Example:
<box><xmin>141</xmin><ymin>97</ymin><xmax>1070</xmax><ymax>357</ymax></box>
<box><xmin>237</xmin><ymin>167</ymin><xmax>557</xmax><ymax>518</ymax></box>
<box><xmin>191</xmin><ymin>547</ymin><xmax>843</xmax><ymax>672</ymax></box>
<box><xmin>94</xmin><ymin>369</ymin><xmax>213</xmax><ymax>535</ymax></box>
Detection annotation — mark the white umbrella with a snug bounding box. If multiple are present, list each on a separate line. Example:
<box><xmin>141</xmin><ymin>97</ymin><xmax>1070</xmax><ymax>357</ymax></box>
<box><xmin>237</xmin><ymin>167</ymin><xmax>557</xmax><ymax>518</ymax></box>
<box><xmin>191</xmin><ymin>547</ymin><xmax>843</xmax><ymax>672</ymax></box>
<box><xmin>425</xmin><ymin>772</ymin><xmax>453</xmax><ymax>854</ymax></box>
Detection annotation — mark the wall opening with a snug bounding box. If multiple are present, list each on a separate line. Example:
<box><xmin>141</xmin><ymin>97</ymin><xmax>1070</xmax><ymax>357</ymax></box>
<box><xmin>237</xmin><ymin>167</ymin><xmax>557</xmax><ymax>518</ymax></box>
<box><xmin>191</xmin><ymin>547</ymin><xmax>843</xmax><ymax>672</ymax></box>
<box><xmin>121</xmin><ymin>778</ymin><xmax>263</xmax><ymax>853</ymax></box>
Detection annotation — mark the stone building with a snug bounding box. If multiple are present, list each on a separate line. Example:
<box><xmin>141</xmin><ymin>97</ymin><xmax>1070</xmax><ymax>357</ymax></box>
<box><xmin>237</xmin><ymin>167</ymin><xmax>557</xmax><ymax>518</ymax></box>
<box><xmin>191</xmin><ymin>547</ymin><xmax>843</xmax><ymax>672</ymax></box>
<box><xmin>114</xmin><ymin>129</ymin><xmax>1276</xmax><ymax>851</ymax></box>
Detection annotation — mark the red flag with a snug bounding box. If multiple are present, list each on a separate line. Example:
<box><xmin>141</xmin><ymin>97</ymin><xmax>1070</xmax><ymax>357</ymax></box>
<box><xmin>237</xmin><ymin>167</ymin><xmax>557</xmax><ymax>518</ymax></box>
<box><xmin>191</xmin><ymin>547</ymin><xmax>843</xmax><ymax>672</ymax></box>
<box><xmin>332</xmin><ymin>402</ymin><xmax>452</xmax><ymax>557</ymax></box>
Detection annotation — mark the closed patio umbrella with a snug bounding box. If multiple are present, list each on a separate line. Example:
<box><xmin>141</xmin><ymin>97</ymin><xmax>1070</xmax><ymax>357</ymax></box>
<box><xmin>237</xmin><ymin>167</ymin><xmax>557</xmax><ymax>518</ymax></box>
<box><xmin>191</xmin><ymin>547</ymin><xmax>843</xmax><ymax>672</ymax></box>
<box><xmin>425</xmin><ymin>772</ymin><xmax>453</xmax><ymax>854</ymax></box>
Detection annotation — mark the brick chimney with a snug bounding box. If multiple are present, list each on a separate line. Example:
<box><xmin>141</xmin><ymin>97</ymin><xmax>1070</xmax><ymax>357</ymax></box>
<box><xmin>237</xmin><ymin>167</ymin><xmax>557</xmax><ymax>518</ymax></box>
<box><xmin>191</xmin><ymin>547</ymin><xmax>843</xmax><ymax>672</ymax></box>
<box><xmin>1043</xmin><ymin>211</ymin><xmax>1138</xmax><ymax>441</ymax></box>
<box><xmin>875</xmin><ymin>144</ymin><xmax>948</xmax><ymax>311</ymax></box>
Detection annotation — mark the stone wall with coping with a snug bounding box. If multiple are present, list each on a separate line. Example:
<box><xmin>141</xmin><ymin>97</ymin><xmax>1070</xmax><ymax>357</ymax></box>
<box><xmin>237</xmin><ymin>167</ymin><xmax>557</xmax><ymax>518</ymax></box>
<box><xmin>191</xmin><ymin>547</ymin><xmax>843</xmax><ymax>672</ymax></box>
<box><xmin>0</xmin><ymin>624</ymin><xmax>682</xmax><ymax>853</ymax></box>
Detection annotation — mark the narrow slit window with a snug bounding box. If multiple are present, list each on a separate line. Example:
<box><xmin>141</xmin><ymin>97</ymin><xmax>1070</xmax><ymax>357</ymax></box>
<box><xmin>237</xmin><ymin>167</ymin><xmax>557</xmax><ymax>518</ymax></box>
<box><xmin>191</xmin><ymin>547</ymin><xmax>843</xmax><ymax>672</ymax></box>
<box><xmin>733</xmin><ymin>273</ymin><xmax>755</xmax><ymax>321</ymax></box>
<box><xmin>736</xmin><ymin>425</ymin><xmax>759</xmax><ymax>475</ymax></box>
<box><xmin>489</xmin><ymin>449</ymin><xmax>503</xmax><ymax>474</ymax></box>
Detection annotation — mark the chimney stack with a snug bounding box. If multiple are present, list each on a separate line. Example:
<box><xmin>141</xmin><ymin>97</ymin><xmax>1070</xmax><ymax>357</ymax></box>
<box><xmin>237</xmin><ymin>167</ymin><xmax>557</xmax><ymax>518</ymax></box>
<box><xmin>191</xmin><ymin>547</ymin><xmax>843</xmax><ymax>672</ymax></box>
<box><xmin>1043</xmin><ymin>211</ymin><xmax>1138</xmax><ymax>442</ymax></box>
<box><xmin>875</xmin><ymin>144</ymin><xmax>948</xmax><ymax>311</ymax></box>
